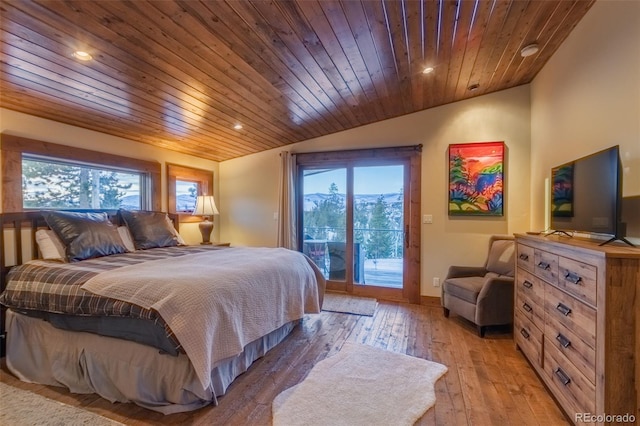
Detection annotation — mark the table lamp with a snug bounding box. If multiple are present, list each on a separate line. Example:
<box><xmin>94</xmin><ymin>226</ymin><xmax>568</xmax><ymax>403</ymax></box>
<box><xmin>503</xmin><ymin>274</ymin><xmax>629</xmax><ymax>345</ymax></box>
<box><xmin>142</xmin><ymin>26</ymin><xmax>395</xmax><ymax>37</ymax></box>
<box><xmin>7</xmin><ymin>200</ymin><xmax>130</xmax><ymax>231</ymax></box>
<box><xmin>193</xmin><ymin>195</ymin><xmax>219</xmax><ymax>244</ymax></box>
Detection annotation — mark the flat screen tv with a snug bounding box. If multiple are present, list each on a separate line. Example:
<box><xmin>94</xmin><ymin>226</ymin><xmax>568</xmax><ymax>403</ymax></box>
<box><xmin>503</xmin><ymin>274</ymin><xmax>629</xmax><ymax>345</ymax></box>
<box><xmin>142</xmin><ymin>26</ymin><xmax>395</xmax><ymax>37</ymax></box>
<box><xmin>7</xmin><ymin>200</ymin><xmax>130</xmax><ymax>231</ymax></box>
<box><xmin>550</xmin><ymin>145</ymin><xmax>633</xmax><ymax>246</ymax></box>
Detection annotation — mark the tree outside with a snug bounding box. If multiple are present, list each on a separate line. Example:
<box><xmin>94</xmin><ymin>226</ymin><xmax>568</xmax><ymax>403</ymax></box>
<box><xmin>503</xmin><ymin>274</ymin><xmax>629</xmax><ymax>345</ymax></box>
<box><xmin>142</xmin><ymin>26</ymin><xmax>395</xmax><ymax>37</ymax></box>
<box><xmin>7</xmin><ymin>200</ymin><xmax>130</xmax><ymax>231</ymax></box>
<box><xmin>22</xmin><ymin>158</ymin><xmax>134</xmax><ymax>209</ymax></box>
<box><xmin>304</xmin><ymin>183</ymin><xmax>403</xmax><ymax>260</ymax></box>
<box><xmin>366</xmin><ymin>194</ymin><xmax>394</xmax><ymax>261</ymax></box>
<box><xmin>304</xmin><ymin>182</ymin><xmax>346</xmax><ymax>241</ymax></box>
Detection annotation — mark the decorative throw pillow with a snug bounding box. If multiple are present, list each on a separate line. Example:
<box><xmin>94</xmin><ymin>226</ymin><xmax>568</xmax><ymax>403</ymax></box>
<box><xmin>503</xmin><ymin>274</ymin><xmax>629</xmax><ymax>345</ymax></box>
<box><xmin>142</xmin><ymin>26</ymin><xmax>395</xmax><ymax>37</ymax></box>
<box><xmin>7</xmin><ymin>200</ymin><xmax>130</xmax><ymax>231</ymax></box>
<box><xmin>119</xmin><ymin>209</ymin><xmax>178</xmax><ymax>250</ymax></box>
<box><xmin>164</xmin><ymin>215</ymin><xmax>186</xmax><ymax>245</ymax></box>
<box><xmin>43</xmin><ymin>211</ymin><xmax>128</xmax><ymax>262</ymax></box>
<box><xmin>485</xmin><ymin>239</ymin><xmax>515</xmax><ymax>277</ymax></box>
<box><xmin>35</xmin><ymin>229</ymin><xmax>66</xmax><ymax>261</ymax></box>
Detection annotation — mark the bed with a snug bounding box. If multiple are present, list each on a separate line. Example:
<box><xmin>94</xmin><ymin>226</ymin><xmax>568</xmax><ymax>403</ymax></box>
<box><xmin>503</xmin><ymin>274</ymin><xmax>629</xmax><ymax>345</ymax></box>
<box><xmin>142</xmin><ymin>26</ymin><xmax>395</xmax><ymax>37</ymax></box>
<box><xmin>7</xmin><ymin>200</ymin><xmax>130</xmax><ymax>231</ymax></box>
<box><xmin>0</xmin><ymin>210</ymin><xmax>325</xmax><ymax>414</ymax></box>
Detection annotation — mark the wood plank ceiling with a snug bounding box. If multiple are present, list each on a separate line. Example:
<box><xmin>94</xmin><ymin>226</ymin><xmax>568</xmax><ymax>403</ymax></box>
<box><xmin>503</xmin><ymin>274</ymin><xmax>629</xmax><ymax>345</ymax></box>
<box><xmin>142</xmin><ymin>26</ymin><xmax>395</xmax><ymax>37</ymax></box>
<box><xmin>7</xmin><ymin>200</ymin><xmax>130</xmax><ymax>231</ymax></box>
<box><xmin>1</xmin><ymin>0</ymin><xmax>595</xmax><ymax>162</ymax></box>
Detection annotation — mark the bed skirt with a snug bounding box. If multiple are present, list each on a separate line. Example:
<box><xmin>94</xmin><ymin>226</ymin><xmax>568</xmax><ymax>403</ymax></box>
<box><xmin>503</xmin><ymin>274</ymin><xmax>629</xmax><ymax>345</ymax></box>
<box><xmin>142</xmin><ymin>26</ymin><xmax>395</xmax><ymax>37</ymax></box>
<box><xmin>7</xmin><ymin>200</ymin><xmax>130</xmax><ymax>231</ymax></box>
<box><xmin>5</xmin><ymin>309</ymin><xmax>298</xmax><ymax>414</ymax></box>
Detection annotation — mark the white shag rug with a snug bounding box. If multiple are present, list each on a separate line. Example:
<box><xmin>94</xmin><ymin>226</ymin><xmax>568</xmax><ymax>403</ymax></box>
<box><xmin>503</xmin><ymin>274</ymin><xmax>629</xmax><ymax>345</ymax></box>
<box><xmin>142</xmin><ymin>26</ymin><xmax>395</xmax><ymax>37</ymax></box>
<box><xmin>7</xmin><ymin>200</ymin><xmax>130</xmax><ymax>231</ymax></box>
<box><xmin>272</xmin><ymin>342</ymin><xmax>448</xmax><ymax>426</ymax></box>
<box><xmin>0</xmin><ymin>382</ymin><xmax>124</xmax><ymax>426</ymax></box>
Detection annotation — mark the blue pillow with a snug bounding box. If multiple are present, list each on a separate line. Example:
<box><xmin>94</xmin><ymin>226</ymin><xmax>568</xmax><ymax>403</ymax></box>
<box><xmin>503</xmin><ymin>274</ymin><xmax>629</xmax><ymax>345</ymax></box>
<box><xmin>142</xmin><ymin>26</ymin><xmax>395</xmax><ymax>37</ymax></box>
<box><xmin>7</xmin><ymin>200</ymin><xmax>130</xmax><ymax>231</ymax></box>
<box><xmin>119</xmin><ymin>210</ymin><xmax>178</xmax><ymax>250</ymax></box>
<box><xmin>44</xmin><ymin>211</ymin><xmax>127</xmax><ymax>262</ymax></box>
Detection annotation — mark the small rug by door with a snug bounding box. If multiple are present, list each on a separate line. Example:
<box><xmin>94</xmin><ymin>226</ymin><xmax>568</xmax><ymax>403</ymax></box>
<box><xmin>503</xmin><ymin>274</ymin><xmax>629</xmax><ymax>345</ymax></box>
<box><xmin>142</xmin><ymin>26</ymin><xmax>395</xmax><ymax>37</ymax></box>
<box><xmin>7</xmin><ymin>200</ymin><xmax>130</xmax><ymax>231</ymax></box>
<box><xmin>272</xmin><ymin>342</ymin><xmax>448</xmax><ymax>426</ymax></box>
<box><xmin>321</xmin><ymin>292</ymin><xmax>377</xmax><ymax>316</ymax></box>
<box><xmin>0</xmin><ymin>382</ymin><xmax>124</xmax><ymax>426</ymax></box>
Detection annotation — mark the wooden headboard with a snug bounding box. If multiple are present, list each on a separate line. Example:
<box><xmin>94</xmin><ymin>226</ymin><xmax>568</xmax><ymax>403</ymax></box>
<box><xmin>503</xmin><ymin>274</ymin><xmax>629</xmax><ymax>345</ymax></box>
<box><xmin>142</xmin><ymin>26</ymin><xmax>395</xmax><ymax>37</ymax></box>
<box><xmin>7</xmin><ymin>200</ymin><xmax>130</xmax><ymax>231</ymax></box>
<box><xmin>0</xmin><ymin>210</ymin><xmax>179</xmax><ymax>356</ymax></box>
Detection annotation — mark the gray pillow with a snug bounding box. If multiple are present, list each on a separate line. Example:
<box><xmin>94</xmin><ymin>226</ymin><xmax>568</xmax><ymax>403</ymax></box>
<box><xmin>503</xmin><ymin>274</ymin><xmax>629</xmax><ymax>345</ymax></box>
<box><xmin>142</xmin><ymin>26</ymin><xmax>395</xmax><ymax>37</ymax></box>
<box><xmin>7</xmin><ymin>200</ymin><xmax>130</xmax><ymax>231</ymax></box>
<box><xmin>43</xmin><ymin>211</ymin><xmax>127</xmax><ymax>262</ymax></box>
<box><xmin>119</xmin><ymin>210</ymin><xmax>178</xmax><ymax>250</ymax></box>
<box><xmin>485</xmin><ymin>239</ymin><xmax>515</xmax><ymax>276</ymax></box>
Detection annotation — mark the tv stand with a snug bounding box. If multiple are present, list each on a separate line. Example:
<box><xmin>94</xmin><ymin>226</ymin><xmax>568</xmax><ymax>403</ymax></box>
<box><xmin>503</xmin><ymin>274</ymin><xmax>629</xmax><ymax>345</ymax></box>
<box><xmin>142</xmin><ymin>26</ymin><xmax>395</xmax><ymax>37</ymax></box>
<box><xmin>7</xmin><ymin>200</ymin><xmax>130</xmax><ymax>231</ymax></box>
<box><xmin>599</xmin><ymin>235</ymin><xmax>636</xmax><ymax>247</ymax></box>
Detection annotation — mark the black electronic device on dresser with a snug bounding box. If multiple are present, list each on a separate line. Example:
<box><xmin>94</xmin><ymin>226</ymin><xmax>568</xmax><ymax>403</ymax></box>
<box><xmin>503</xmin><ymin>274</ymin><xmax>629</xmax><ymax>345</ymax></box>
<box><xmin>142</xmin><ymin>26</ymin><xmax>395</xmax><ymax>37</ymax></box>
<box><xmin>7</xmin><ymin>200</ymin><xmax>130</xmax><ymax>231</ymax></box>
<box><xmin>550</xmin><ymin>145</ymin><xmax>634</xmax><ymax>247</ymax></box>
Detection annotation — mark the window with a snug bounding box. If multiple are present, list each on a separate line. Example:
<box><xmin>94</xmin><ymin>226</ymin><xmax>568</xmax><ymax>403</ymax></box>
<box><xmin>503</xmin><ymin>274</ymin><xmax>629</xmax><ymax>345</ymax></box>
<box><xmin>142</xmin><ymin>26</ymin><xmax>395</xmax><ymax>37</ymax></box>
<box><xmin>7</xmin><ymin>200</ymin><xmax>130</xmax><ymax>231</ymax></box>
<box><xmin>22</xmin><ymin>155</ymin><xmax>143</xmax><ymax>210</ymax></box>
<box><xmin>166</xmin><ymin>163</ymin><xmax>213</xmax><ymax>221</ymax></box>
<box><xmin>1</xmin><ymin>133</ymin><xmax>161</xmax><ymax>212</ymax></box>
<box><xmin>175</xmin><ymin>180</ymin><xmax>198</xmax><ymax>212</ymax></box>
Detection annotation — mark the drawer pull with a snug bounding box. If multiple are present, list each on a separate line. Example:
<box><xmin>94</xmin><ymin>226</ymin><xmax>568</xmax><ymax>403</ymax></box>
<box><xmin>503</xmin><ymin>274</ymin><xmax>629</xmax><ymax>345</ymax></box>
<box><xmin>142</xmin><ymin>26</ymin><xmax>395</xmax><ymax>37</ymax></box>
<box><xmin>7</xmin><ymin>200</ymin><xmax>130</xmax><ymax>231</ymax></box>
<box><xmin>522</xmin><ymin>280</ymin><xmax>533</xmax><ymax>289</ymax></box>
<box><xmin>556</xmin><ymin>303</ymin><xmax>572</xmax><ymax>316</ymax></box>
<box><xmin>522</xmin><ymin>303</ymin><xmax>532</xmax><ymax>313</ymax></box>
<box><xmin>554</xmin><ymin>368</ymin><xmax>571</xmax><ymax>386</ymax></box>
<box><xmin>520</xmin><ymin>328</ymin><xmax>530</xmax><ymax>339</ymax></box>
<box><xmin>537</xmin><ymin>261</ymin><xmax>551</xmax><ymax>271</ymax></box>
<box><xmin>564</xmin><ymin>271</ymin><xmax>583</xmax><ymax>285</ymax></box>
<box><xmin>519</xmin><ymin>253</ymin><xmax>529</xmax><ymax>261</ymax></box>
<box><xmin>556</xmin><ymin>333</ymin><xmax>572</xmax><ymax>348</ymax></box>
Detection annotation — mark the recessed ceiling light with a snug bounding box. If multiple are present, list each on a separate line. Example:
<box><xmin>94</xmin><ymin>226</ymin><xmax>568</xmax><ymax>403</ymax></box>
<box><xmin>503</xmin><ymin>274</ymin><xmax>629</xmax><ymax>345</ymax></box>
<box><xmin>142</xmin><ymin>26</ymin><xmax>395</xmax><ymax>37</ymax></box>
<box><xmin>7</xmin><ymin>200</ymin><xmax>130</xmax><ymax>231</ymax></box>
<box><xmin>233</xmin><ymin>123</ymin><xmax>243</xmax><ymax>130</ymax></box>
<box><xmin>422</xmin><ymin>66</ymin><xmax>434</xmax><ymax>74</ymax></box>
<box><xmin>72</xmin><ymin>51</ymin><xmax>93</xmax><ymax>61</ymax></box>
<box><xmin>520</xmin><ymin>43</ymin><xmax>540</xmax><ymax>58</ymax></box>
<box><xmin>468</xmin><ymin>83</ymin><xmax>480</xmax><ymax>91</ymax></box>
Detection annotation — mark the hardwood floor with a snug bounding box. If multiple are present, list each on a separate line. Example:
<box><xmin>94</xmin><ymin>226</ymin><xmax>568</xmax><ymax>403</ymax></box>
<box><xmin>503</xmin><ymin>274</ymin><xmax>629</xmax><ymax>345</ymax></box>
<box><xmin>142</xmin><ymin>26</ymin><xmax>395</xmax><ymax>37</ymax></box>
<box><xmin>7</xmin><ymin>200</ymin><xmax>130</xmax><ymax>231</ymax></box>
<box><xmin>0</xmin><ymin>301</ymin><xmax>569</xmax><ymax>425</ymax></box>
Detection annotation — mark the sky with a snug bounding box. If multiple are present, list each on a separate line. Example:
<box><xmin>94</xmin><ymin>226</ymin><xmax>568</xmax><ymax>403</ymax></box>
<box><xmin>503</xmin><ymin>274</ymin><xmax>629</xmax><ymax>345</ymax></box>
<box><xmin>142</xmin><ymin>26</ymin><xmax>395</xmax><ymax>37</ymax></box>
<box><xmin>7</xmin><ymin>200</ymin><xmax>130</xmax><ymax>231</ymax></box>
<box><xmin>303</xmin><ymin>165</ymin><xmax>404</xmax><ymax>195</ymax></box>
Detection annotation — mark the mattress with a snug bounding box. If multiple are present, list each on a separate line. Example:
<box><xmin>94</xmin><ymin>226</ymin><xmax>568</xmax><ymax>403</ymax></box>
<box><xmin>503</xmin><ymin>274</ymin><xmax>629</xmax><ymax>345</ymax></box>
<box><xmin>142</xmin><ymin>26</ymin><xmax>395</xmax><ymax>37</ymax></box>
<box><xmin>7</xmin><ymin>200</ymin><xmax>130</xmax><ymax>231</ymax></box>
<box><xmin>17</xmin><ymin>309</ymin><xmax>179</xmax><ymax>356</ymax></box>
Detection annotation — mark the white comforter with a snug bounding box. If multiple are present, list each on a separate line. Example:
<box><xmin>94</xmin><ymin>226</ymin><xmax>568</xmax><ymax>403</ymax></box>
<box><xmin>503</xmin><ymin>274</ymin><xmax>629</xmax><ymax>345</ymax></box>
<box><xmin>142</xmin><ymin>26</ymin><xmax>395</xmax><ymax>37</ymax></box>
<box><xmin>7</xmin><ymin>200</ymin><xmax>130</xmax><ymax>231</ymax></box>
<box><xmin>81</xmin><ymin>247</ymin><xmax>322</xmax><ymax>389</ymax></box>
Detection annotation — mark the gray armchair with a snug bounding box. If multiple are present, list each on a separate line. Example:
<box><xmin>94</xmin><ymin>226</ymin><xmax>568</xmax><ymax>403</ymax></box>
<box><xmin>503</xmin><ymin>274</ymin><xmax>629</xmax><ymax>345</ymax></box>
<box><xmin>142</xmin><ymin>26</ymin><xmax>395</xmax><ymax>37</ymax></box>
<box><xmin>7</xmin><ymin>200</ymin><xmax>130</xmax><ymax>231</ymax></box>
<box><xmin>441</xmin><ymin>235</ymin><xmax>515</xmax><ymax>337</ymax></box>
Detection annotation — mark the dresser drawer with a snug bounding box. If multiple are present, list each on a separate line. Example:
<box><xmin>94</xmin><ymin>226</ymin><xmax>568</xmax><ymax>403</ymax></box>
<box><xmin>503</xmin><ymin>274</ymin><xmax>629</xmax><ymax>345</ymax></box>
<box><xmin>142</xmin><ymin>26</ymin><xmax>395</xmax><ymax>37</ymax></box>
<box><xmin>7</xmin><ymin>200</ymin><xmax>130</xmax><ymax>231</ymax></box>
<box><xmin>545</xmin><ymin>284</ymin><xmax>596</xmax><ymax>350</ymax></box>
<box><xmin>516</xmin><ymin>268</ymin><xmax>544</xmax><ymax>304</ymax></box>
<box><xmin>557</xmin><ymin>256</ymin><xmax>597</xmax><ymax>307</ymax></box>
<box><xmin>517</xmin><ymin>243</ymin><xmax>535</xmax><ymax>273</ymax></box>
<box><xmin>544</xmin><ymin>338</ymin><xmax>596</xmax><ymax>416</ymax></box>
<box><xmin>516</xmin><ymin>286</ymin><xmax>544</xmax><ymax>331</ymax></box>
<box><xmin>534</xmin><ymin>249</ymin><xmax>558</xmax><ymax>284</ymax></box>
<box><xmin>545</xmin><ymin>313</ymin><xmax>596</xmax><ymax>385</ymax></box>
<box><xmin>515</xmin><ymin>308</ymin><xmax>543</xmax><ymax>367</ymax></box>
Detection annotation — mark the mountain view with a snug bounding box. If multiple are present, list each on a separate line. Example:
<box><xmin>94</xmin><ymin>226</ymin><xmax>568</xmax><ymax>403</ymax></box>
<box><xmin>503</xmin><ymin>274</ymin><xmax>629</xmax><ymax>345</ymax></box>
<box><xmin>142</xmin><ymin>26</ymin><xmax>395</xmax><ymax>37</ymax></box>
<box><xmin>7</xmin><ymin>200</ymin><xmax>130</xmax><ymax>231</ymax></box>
<box><xmin>303</xmin><ymin>192</ymin><xmax>402</xmax><ymax>211</ymax></box>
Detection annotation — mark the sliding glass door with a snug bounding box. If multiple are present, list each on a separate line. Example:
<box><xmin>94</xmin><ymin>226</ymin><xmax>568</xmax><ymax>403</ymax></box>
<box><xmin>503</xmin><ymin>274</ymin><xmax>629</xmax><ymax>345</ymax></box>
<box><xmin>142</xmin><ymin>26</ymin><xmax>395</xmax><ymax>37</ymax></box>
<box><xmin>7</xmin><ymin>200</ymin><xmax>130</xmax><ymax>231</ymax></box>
<box><xmin>301</xmin><ymin>167</ymin><xmax>347</xmax><ymax>281</ymax></box>
<box><xmin>297</xmin><ymin>147</ymin><xmax>421</xmax><ymax>303</ymax></box>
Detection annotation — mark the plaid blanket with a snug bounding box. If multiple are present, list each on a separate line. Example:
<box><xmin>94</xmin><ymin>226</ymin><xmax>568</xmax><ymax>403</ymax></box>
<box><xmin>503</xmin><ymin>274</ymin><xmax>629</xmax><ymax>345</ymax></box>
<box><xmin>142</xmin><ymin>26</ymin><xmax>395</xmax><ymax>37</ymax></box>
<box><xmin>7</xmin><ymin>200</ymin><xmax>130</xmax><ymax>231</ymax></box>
<box><xmin>0</xmin><ymin>245</ymin><xmax>223</xmax><ymax>352</ymax></box>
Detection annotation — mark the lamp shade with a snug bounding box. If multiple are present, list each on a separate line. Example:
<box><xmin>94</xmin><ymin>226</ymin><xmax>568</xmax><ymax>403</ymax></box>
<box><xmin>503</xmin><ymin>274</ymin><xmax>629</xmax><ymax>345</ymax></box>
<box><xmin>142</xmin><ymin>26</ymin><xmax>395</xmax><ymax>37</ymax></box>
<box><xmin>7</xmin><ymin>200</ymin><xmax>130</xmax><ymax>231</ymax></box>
<box><xmin>193</xmin><ymin>195</ymin><xmax>219</xmax><ymax>216</ymax></box>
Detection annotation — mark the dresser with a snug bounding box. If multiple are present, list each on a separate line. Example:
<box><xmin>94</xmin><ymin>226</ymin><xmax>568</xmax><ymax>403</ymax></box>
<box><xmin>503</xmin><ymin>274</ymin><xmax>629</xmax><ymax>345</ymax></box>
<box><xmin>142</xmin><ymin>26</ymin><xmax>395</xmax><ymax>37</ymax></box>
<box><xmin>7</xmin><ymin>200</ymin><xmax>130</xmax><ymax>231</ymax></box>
<box><xmin>514</xmin><ymin>234</ymin><xmax>639</xmax><ymax>425</ymax></box>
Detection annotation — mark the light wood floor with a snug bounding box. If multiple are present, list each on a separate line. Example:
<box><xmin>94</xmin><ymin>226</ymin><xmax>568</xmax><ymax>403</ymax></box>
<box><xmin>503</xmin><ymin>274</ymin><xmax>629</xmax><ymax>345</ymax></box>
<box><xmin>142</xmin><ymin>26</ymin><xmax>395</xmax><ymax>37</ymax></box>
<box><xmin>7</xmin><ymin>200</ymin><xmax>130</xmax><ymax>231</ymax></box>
<box><xmin>0</xmin><ymin>300</ymin><xmax>569</xmax><ymax>425</ymax></box>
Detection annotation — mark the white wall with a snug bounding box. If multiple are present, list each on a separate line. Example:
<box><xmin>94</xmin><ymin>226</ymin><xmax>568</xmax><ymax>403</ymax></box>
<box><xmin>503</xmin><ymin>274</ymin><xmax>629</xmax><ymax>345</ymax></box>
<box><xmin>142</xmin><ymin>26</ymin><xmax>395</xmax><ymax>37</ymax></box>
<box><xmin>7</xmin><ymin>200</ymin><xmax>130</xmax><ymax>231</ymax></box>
<box><xmin>530</xmin><ymin>0</ymin><xmax>640</xmax><ymax>242</ymax></box>
<box><xmin>220</xmin><ymin>85</ymin><xmax>532</xmax><ymax>297</ymax></box>
<box><xmin>0</xmin><ymin>109</ymin><xmax>220</xmax><ymax>245</ymax></box>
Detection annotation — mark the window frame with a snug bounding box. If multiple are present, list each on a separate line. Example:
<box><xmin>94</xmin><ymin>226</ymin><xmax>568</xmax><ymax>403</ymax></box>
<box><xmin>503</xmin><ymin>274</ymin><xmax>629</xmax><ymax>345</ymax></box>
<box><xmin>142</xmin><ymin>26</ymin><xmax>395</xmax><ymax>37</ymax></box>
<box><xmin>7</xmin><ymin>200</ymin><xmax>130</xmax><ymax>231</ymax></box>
<box><xmin>166</xmin><ymin>163</ymin><xmax>214</xmax><ymax>223</ymax></box>
<box><xmin>1</xmin><ymin>133</ymin><xmax>161</xmax><ymax>212</ymax></box>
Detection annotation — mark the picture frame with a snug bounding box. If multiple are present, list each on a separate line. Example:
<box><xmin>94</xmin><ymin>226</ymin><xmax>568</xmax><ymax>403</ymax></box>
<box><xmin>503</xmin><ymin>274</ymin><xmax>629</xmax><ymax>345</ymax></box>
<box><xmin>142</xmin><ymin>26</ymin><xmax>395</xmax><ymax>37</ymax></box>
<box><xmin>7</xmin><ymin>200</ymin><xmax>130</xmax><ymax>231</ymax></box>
<box><xmin>448</xmin><ymin>141</ymin><xmax>505</xmax><ymax>216</ymax></box>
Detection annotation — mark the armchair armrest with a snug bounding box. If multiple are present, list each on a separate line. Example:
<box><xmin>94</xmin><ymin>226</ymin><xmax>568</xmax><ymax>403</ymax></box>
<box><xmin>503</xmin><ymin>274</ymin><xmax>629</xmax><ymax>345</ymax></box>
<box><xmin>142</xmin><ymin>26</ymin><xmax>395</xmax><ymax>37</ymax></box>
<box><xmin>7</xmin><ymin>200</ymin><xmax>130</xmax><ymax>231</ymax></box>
<box><xmin>445</xmin><ymin>266</ymin><xmax>487</xmax><ymax>279</ymax></box>
<box><xmin>475</xmin><ymin>275</ymin><xmax>515</xmax><ymax>326</ymax></box>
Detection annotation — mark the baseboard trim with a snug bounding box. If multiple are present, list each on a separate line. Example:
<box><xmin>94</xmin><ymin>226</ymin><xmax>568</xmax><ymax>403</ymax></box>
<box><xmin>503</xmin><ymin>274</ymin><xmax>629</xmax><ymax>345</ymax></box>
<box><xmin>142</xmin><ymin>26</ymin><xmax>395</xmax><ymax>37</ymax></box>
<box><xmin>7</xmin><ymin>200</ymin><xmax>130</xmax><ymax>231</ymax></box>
<box><xmin>420</xmin><ymin>296</ymin><xmax>441</xmax><ymax>307</ymax></box>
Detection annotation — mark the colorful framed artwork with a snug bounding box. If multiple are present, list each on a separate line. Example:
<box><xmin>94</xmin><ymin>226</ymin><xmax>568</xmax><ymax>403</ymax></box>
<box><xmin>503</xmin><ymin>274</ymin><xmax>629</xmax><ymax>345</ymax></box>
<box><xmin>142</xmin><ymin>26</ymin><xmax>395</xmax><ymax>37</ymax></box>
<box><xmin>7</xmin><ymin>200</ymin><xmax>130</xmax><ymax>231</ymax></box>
<box><xmin>448</xmin><ymin>141</ymin><xmax>505</xmax><ymax>216</ymax></box>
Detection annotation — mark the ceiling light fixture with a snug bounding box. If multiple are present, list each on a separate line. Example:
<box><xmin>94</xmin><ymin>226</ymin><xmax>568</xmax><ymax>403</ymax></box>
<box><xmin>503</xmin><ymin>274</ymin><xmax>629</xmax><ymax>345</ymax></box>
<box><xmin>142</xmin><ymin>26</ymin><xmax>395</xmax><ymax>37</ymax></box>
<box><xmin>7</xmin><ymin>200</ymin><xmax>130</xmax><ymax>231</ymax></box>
<box><xmin>520</xmin><ymin>43</ymin><xmax>540</xmax><ymax>58</ymax></box>
<box><xmin>468</xmin><ymin>83</ymin><xmax>480</xmax><ymax>92</ymax></box>
<box><xmin>72</xmin><ymin>51</ymin><xmax>93</xmax><ymax>61</ymax></box>
<box><xmin>422</xmin><ymin>66</ymin><xmax>434</xmax><ymax>74</ymax></box>
<box><xmin>233</xmin><ymin>123</ymin><xmax>243</xmax><ymax>130</ymax></box>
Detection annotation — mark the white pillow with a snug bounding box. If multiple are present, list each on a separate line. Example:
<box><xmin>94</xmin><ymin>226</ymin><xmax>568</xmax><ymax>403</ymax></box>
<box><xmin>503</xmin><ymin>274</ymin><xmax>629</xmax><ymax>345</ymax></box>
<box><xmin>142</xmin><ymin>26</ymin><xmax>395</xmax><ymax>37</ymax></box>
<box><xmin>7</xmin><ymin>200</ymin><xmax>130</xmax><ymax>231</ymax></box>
<box><xmin>117</xmin><ymin>226</ymin><xmax>136</xmax><ymax>252</ymax></box>
<box><xmin>165</xmin><ymin>216</ymin><xmax>187</xmax><ymax>245</ymax></box>
<box><xmin>35</xmin><ymin>229</ymin><xmax>66</xmax><ymax>261</ymax></box>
